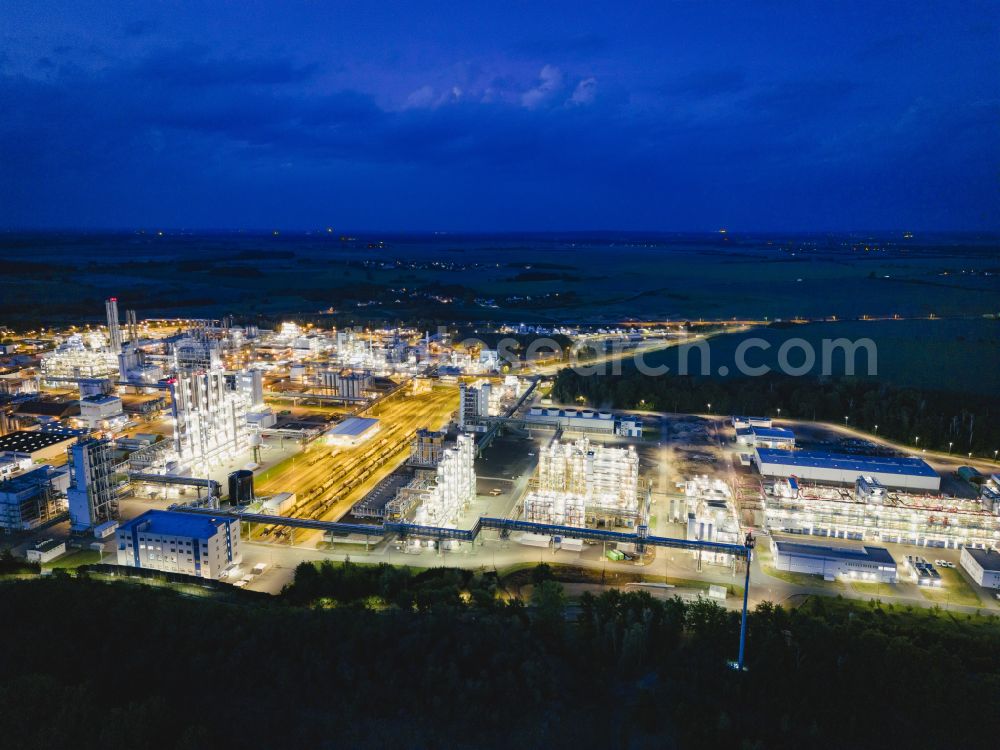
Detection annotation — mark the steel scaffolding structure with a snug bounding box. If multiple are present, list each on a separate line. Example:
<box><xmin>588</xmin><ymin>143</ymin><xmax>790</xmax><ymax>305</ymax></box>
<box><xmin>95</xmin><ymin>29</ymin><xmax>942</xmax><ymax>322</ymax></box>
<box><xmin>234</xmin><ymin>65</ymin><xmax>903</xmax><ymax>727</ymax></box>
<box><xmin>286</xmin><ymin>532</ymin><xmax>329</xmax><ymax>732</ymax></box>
<box><xmin>523</xmin><ymin>489</ymin><xmax>586</xmax><ymax>527</ymax></box>
<box><xmin>531</xmin><ymin>436</ymin><xmax>643</xmax><ymax>526</ymax></box>
<box><xmin>171</xmin><ymin>369</ymin><xmax>253</xmax><ymax>471</ymax></box>
<box><xmin>412</xmin><ymin>434</ymin><xmax>476</xmax><ymax>527</ymax></box>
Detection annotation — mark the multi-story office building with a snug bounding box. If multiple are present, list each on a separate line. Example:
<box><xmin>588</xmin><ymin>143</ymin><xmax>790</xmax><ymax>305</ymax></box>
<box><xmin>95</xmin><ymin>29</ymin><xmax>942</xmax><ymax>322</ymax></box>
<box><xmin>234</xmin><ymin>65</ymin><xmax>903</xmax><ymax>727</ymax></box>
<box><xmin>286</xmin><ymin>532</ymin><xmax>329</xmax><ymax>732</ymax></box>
<box><xmin>116</xmin><ymin>509</ymin><xmax>242</xmax><ymax>579</ymax></box>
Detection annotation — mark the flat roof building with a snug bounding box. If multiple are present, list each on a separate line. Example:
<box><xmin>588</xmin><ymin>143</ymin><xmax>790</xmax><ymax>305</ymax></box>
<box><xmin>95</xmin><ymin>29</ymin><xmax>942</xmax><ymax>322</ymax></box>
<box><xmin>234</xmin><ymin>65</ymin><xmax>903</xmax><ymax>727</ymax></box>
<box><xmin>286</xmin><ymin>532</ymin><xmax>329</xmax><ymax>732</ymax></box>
<box><xmin>754</xmin><ymin>448</ymin><xmax>940</xmax><ymax>492</ymax></box>
<box><xmin>525</xmin><ymin>407</ymin><xmax>642</xmax><ymax>437</ymax></box>
<box><xmin>770</xmin><ymin>539</ymin><xmax>897</xmax><ymax>583</ymax></box>
<box><xmin>79</xmin><ymin>394</ymin><xmax>124</xmax><ymax>429</ymax></box>
<box><xmin>0</xmin><ymin>430</ymin><xmax>77</xmax><ymax>462</ymax></box>
<box><xmin>325</xmin><ymin>416</ymin><xmax>380</xmax><ymax>447</ymax></box>
<box><xmin>116</xmin><ymin>510</ymin><xmax>241</xmax><ymax>580</ymax></box>
<box><xmin>25</xmin><ymin>538</ymin><xmax>67</xmax><ymax>564</ymax></box>
<box><xmin>736</xmin><ymin>426</ymin><xmax>796</xmax><ymax>449</ymax></box>
<box><xmin>960</xmin><ymin>547</ymin><xmax>1000</xmax><ymax>590</ymax></box>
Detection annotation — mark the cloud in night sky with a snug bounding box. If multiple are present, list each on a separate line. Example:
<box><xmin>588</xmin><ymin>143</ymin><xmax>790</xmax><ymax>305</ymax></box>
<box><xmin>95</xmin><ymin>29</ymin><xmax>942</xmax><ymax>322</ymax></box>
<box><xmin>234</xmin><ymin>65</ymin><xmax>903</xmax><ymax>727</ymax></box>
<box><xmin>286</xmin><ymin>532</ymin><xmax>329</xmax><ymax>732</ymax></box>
<box><xmin>0</xmin><ymin>1</ymin><xmax>997</xmax><ymax>231</ymax></box>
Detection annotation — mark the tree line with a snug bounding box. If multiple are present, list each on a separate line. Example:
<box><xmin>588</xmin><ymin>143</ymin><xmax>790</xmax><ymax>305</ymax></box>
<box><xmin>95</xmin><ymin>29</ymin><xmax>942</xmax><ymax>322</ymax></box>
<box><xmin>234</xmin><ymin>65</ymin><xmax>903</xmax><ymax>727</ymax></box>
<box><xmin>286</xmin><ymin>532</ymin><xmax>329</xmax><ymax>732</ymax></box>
<box><xmin>0</xmin><ymin>563</ymin><xmax>998</xmax><ymax>749</ymax></box>
<box><xmin>552</xmin><ymin>370</ymin><xmax>1000</xmax><ymax>457</ymax></box>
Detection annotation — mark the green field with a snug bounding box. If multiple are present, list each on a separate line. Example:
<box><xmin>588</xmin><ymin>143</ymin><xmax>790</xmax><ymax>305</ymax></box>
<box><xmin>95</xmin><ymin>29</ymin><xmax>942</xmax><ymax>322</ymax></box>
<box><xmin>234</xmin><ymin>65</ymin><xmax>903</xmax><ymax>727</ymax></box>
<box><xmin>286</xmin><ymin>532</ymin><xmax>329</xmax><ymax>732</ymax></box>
<box><xmin>42</xmin><ymin>549</ymin><xmax>103</xmax><ymax>569</ymax></box>
<box><xmin>918</xmin><ymin>567</ymin><xmax>982</xmax><ymax>607</ymax></box>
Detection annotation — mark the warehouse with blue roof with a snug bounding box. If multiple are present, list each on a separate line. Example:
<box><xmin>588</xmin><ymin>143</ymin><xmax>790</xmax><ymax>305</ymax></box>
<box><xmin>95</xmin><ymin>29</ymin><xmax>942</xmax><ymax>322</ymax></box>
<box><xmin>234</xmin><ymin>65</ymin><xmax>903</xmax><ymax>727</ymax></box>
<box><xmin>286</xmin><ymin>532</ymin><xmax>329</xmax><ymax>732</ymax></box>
<box><xmin>754</xmin><ymin>448</ymin><xmax>940</xmax><ymax>492</ymax></box>
<box><xmin>770</xmin><ymin>539</ymin><xmax>898</xmax><ymax>583</ymax></box>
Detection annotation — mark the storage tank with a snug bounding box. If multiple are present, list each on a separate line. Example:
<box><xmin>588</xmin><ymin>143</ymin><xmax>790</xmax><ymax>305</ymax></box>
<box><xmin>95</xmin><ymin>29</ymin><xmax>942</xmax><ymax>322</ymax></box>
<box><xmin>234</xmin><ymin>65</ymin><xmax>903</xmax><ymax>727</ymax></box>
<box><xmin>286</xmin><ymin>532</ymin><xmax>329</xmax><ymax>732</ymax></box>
<box><xmin>228</xmin><ymin>469</ymin><xmax>254</xmax><ymax>505</ymax></box>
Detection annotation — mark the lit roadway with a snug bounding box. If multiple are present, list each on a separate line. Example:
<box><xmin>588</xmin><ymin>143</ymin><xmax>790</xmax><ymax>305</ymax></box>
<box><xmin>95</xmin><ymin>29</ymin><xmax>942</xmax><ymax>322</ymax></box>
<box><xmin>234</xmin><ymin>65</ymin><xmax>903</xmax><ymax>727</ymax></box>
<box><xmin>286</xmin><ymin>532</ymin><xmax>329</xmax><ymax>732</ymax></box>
<box><xmin>251</xmin><ymin>385</ymin><xmax>457</xmax><ymax>541</ymax></box>
<box><xmin>528</xmin><ymin>327</ymin><xmax>747</xmax><ymax>377</ymax></box>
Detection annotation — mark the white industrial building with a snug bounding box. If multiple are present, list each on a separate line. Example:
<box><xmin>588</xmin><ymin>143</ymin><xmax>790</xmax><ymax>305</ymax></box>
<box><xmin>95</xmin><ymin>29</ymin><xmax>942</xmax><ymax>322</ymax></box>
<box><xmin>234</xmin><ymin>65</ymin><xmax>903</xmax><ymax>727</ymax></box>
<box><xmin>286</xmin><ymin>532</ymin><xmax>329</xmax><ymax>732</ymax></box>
<box><xmin>26</xmin><ymin>538</ymin><xmax>67</xmax><ymax>564</ymax></box>
<box><xmin>237</xmin><ymin>369</ymin><xmax>265</xmax><ymax>408</ymax></box>
<box><xmin>736</xmin><ymin>426</ymin><xmax>795</xmax><ymax>449</ymax></box>
<box><xmin>78</xmin><ymin>394</ymin><xmax>125</xmax><ymax>429</ymax></box>
<box><xmin>325</xmin><ymin>417</ymin><xmax>380</xmax><ymax>447</ymax></box>
<box><xmin>116</xmin><ymin>509</ymin><xmax>242</xmax><ymax>579</ymax></box>
<box><xmin>762</xmin><ymin>474</ymin><xmax>1000</xmax><ymax>549</ymax></box>
<box><xmin>770</xmin><ymin>539</ymin><xmax>898</xmax><ymax>583</ymax></box>
<box><xmin>960</xmin><ymin>547</ymin><xmax>1000</xmax><ymax>589</ymax></box>
<box><xmin>732</xmin><ymin>416</ymin><xmax>772</xmax><ymax>430</ymax></box>
<box><xmin>0</xmin><ymin>455</ymin><xmax>33</xmax><ymax>481</ymax></box>
<box><xmin>754</xmin><ymin>448</ymin><xmax>941</xmax><ymax>492</ymax></box>
<box><xmin>261</xmin><ymin>492</ymin><xmax>296</xmax><ymax>515</ymax></box>
<box><xmin>237</xmin><ymin>369</ymin><xmax>274</xmax><ymax>429</ymax></box>
<box><xmin>525</xmin><ymin>407</ymin><xmax>642</xmax><ymax>437</ymax></box>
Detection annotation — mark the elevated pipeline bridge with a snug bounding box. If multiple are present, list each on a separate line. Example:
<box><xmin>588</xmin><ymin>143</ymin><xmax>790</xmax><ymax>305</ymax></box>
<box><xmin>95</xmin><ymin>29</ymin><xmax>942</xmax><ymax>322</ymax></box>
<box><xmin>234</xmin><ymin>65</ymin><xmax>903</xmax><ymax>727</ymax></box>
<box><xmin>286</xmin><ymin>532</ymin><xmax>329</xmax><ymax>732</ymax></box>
<box><xmin>133</xmin><ymin>474</ymin><xmax>221</xmax><ymax>496</ymax></box>
<box><xmin>171</xmin><ymin>505</ymin><xmax>747</xmax><ymax>558</ymax></box>
<box><xmin>38</xmin><ymin>375</ymin><xmax>173</xmax><ymax>390</ymax></box>
<box><xmin>475</xmin><ymin>376</ymin><xmax>539</xmax><ymax>455</ymax></box>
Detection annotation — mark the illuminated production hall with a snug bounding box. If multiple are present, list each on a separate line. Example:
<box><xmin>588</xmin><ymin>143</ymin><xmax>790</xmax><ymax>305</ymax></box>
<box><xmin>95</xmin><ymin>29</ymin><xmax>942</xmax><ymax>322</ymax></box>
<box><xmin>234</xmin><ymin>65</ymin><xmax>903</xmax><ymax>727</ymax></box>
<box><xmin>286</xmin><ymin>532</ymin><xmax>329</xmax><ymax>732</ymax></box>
<box><xmin>753</xmin><ymin>448</ymin><xmax>941</xmax><ymax>492</ymax></box>
<box><xmin>761</xmin><ymin>474</ymin><xmax>1000</xmax><ymax>550</ymax></box>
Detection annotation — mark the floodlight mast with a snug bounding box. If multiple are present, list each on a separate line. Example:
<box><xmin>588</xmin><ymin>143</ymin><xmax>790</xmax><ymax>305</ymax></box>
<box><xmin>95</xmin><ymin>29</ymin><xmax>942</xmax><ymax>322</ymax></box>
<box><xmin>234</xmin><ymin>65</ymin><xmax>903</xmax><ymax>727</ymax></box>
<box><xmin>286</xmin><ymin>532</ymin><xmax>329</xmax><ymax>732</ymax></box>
<box><xmin>737</xmin><ymin>531</ymin><xmax>756</xmax><ymax>671</ymax></box>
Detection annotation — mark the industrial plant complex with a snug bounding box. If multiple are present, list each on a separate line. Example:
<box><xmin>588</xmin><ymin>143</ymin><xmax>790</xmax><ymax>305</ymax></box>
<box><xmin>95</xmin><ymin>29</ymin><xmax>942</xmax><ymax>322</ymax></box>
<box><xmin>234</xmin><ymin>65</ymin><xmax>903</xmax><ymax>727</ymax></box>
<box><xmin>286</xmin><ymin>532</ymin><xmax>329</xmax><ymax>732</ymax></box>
<box><xmin>0</xmin><ymin>302</ymin><xmax>998</xmax><ymax>616</ymax></box>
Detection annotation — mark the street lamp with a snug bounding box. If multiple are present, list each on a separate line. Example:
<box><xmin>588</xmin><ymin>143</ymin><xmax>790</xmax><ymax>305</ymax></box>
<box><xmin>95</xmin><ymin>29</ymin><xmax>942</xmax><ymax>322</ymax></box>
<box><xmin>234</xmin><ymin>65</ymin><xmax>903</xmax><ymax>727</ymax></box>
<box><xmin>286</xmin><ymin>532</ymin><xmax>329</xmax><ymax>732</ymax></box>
<box><xmin>874</xmin><ymin>424</ymin><xmax>878</xmax><ymax>435</ymax></box>
<box><xmin>844</xmin><ymin>416</ymin><xmax>849</xmax><ymax>427</ymax></box>
<box><xmin>994</xmin><ymin>450</ymin><xmax>998</xmax><ymax>463</ymax></box>
<box><xmin>948</xmin><ymin>442</ymin><xmax>953</xmax><ymax>454</ymax></box>
<box><xmin>707</xmin><ymin>403</ymin><xmax>712</xmax><ymax>414</ymax></box>
<box><xmin>915</xmin><ymin>436</ymin><xmax>919</xmax><ymax>447</ymax></box>
<box><xmin>777</xmin><ymin>408</ymin><xmax>781</xmax><ymax>418</ymax></box>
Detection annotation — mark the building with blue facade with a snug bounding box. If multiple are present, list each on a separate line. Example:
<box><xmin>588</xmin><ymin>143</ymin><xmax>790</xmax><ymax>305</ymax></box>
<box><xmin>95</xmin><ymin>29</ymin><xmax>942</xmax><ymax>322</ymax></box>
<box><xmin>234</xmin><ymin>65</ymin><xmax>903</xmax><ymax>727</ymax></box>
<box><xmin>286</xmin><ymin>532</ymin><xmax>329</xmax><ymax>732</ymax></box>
<box><xmin>116</xmin><ymin>510</ymin><xmax>241</xmax><ymax>579</ymax></box>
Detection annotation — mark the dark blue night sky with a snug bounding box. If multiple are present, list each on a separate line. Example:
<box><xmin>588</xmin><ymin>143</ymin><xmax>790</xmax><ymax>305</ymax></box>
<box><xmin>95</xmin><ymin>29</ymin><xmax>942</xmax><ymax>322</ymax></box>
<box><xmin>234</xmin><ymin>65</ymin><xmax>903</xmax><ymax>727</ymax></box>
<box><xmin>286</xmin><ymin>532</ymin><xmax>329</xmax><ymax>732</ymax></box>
<box><xmin>2</xmin><ymin>1</ymin><xmax>997</xmax><ymax>231</ymax></box>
